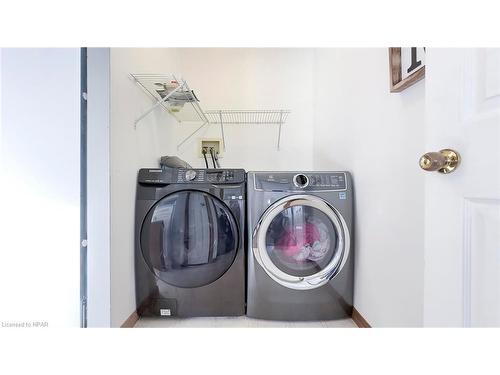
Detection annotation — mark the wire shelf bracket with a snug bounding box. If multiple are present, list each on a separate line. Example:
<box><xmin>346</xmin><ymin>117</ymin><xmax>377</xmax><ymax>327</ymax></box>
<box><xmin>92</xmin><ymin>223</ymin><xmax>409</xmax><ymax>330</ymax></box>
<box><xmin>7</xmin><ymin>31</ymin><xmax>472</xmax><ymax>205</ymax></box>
<box><xmin>130</xmin><ymin>73</ymin><xmax>209</xmax><ymax>129</ymax></box>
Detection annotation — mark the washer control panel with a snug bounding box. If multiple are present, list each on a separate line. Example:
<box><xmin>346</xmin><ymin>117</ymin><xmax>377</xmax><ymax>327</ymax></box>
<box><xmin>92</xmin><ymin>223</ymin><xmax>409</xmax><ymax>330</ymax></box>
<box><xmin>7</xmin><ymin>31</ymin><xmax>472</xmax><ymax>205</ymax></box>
<box><xmin>254</xmin><ymin>172</ymin><xmax>347</xmax><ymax>191</ymax></box>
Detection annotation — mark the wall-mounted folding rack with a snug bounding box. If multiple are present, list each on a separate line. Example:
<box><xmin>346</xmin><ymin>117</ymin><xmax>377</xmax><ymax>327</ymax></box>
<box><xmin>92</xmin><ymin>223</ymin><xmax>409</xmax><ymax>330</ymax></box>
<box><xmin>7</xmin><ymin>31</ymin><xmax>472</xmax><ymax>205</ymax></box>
<box><xmin>130</xmin><ymin>73</ymin><xmax>208</xmax><ymax>127</ymax></box>
<box><xmin>131</xmin><ymin>73</ymin><xmax>291</xmax><ymax>150</ymax></box>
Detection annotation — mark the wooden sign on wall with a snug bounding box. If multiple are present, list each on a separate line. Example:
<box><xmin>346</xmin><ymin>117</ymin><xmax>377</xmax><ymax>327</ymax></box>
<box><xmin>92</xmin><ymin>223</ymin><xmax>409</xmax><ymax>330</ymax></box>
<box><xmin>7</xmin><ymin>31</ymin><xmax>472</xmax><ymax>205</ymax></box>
<box><xmin>389</xmin><ymin>47</ymin><xmax>425</xmax><ymax>92</ymax></box>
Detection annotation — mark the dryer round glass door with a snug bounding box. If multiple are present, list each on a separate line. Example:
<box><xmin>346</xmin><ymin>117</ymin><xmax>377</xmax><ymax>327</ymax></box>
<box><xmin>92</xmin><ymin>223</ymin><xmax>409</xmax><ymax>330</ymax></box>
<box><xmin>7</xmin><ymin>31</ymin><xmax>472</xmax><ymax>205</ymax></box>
<box><xmin>252</xmin><ymin>195</ymin><xmax>350</xmax><ymax>290</ymax></box>
<box><xmin>140</xmin><ymin>190</ymin><xmax>239</xmax><ymax>288</ymax></box>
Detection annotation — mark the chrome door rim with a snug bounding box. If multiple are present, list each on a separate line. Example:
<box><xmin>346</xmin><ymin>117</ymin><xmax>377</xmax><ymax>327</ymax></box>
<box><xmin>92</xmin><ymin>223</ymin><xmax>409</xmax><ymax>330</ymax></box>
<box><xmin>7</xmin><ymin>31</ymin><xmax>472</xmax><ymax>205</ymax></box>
<box><xmin>252</xmin><ymin>194</ymin><xmax>350</xmax><ymax>290</ymax></box>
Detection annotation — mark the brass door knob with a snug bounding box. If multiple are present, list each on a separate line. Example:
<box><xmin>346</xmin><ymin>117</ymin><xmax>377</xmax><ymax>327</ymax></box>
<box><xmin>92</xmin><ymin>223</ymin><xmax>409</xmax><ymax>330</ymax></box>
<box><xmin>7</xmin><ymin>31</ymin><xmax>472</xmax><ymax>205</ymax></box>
<box><xmin>419</xmin><ymin>149</ymin><xmax>461</xmax><ymax>174</ymax></box>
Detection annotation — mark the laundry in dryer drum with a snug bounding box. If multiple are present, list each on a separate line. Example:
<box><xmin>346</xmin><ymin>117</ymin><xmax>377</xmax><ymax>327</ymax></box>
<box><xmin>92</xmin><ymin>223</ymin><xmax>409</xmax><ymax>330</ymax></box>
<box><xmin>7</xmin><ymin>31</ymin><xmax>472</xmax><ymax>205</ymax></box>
<box><xmin>276</xmin><ymin>223</ymin><xmax>319</xmax><ymax>256</ymax></box>
<box><xmin>266</xmin><ymin>208</ymin><xmax>332</xmax><ymax>263</ymax></box>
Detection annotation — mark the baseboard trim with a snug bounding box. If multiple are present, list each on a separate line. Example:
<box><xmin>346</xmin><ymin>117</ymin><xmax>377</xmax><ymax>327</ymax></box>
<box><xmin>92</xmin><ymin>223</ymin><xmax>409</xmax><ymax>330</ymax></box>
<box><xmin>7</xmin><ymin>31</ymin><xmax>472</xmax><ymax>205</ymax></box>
<box><xmin>120</xmin><ymin>310</ymin><xmax>139</xmax><ymax>328</ymax></box>
<box><xmin>352</xmin><ymin>307</ymin><xmax>371</xmax><ymax>328</ymax></box>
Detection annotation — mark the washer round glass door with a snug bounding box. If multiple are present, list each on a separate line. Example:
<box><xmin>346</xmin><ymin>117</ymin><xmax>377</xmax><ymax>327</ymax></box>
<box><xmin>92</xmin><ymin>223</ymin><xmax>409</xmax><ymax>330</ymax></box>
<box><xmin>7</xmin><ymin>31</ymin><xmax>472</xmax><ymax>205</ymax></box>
<box><xmin>253</xmin><ymin>195</ymin><xmax>350</xmax><ymax>290</ymax></box>
<box><xmin>141</xmin><ymin>190</ymin><xmax>238</xmax><ymax>288</ymax></box>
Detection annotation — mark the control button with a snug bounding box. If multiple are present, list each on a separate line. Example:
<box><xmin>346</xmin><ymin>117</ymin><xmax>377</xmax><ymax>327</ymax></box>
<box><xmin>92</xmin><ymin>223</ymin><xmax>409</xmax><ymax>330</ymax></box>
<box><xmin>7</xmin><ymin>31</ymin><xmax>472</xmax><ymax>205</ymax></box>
<box><xmin>293</xmin><ymin>174</ymin><xmax>309</xmax><ymax>188</ymax></box>
<box><xmin>185</xmin><ymin>170</ymin><xmax>197</xmax><ymax>181</ymax></box>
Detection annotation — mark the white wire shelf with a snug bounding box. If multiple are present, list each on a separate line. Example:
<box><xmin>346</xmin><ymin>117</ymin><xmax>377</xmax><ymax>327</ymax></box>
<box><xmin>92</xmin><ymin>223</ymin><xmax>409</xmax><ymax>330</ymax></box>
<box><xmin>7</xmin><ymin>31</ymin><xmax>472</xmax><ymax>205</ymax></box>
<box><xmin>131</xmin><ymin>73</ymin><xmax>291</xmax><ymax>150</ymax></box>
<box><xmin>204</xmin><ymin>110</ymin><xmax>290</xmax><ymax>124</ymax></box>
<box><xmin>176</xmin><ymin>110</ymin><xmax>290</xmax><ymax>150</ymax></box>
<box><xmin>201</xmin><ymin>109</ymin><xmax>290</xmax><ymax>151</ymax></box>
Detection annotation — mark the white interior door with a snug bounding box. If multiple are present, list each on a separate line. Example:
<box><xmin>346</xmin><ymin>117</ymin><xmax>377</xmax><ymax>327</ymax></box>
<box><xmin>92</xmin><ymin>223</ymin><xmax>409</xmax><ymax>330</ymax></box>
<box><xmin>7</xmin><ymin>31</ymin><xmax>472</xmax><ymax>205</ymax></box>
<box><xmin>424</xmin><ymin>48</ymin><xmax>500</xmax><ymax>327</ymax></box>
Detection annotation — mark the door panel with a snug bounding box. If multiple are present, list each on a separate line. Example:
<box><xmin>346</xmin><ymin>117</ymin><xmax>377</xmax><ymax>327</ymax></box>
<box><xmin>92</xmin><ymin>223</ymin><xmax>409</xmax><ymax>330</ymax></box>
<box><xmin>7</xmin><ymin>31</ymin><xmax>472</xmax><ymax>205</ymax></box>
<box><xmin>424</xmin><ymin>49</ymin><xmax>500</xmax><ymax>327</ymax></box>
<box><xmin>466</xmin><ymin>198</ymin><xmax>500</xmax><ymax>327</ymax></box>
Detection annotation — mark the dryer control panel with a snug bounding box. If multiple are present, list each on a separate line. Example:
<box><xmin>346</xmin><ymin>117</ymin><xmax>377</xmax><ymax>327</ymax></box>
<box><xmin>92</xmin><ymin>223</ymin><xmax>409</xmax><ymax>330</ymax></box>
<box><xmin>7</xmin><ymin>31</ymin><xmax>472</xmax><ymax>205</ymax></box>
<box><xmin>138</xmin><ymin>168</ymin><xmax>246</xmax><ymax>185</ymax></box>
<box><xmin>254</xmin><ymin>172</ymin><xmax>347</xmax><ymax>192</ymax></box>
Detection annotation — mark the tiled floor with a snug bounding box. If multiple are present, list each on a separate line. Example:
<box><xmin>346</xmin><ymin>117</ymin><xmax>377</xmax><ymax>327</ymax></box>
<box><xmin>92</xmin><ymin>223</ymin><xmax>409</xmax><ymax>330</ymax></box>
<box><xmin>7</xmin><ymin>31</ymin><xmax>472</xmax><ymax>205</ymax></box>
<box><xmin>134</xmin><ymin>316</ymin><xmax>357</xmax><ymax>328</ymax></box>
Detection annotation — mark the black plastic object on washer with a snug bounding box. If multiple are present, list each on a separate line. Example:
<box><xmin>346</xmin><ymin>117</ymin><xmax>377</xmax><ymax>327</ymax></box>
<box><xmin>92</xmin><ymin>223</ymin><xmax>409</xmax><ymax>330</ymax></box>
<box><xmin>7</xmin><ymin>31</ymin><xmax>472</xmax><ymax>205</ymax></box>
<box><xmin>160</xmin><ymin>155</ymin><xmax>192</xmax><ymax>169</ymax></box>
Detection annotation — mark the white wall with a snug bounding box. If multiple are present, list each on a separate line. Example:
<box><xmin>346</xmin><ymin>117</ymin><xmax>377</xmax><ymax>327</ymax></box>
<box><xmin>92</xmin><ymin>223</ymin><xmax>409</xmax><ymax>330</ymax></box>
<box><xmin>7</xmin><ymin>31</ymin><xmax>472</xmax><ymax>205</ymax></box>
<box><xmin>313</xmin><ymin>49</ymin><xmax>425</xmax><ymax>327</ymax></box>
<box><xmin>172</xmin><ymin>48</ymin><xmax>314</xmax><ymax>170</ymax></box>
<box><xmin>0</xmin><ymin>48</ymin><xmax>81</xmax><ymax>327</ymax></box>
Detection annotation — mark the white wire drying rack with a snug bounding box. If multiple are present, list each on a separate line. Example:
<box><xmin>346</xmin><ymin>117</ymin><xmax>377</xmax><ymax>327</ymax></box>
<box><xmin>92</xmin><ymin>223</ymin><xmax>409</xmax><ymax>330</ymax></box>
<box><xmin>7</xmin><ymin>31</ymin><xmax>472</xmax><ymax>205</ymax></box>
<box><xmin>131</xmin><ymin>73</ymin><xmax>291</xmax><ymax>150</ymax></box>
<box><xmin>130</xmin><ymin>73</ymin><xmax>209</xmax><ymax>127</ymax></box>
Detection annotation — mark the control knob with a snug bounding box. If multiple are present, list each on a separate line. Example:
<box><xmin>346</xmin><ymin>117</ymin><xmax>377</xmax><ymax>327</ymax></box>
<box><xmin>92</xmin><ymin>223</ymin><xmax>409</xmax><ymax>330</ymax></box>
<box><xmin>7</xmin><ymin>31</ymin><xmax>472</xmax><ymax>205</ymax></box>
<box><xmin>293</xmin><ymin>173</ymin><xmax>309</xmax><ymax>188</ymax></box>
<box><xmin>185</xmin><ymin>170</ymin><xmax>197</xmax><ymax>181</ymax></box>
